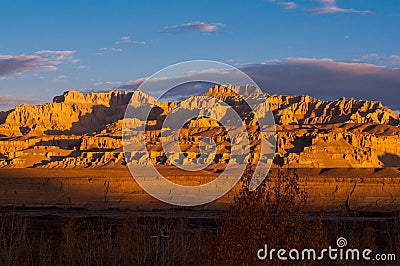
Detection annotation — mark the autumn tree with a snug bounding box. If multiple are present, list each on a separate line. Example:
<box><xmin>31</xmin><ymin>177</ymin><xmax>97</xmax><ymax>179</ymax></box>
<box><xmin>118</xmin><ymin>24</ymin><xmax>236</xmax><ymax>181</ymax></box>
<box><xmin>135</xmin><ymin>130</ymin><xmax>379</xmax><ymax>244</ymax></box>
<box><xmin>208</xmin><ymin>168</ymin><xmax>326</xmax><ymax>265</ymax></box>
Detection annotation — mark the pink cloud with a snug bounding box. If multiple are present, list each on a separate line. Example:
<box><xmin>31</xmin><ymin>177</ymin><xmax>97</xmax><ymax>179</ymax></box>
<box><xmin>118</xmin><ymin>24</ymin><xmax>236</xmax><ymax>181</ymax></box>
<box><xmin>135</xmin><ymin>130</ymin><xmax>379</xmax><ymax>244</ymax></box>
<box><xmin>0</xmin><ymin>54</ymin><xmax>57</xmax><ymax>76</ymax></box>
<box><xmin>0</xmin><ymin>50</ymin><xmax>78</xmax><ymax>78</ymax></box>
<box><xmin>0</xmin><ymin>96</ymin><xmax>40</xmax><ymax>107</ymax></box>
<box><xmin>285</xmin><ymin>57</ymin><xmax>383</xmax><ymax>74</ymax></box>
<box><xmin>240</xmin><ymin>57</ymin><xmax>400</xmax><ymax>110</ymax></box>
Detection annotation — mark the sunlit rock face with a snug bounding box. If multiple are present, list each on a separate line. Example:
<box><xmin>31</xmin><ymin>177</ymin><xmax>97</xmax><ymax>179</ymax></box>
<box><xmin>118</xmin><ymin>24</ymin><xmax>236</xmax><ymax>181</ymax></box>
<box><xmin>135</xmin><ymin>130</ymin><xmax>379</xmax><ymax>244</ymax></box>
<box><xmin>0</xmin><ymin>85</ymin><xmax>399</xmax><ymax>168</ymax></box>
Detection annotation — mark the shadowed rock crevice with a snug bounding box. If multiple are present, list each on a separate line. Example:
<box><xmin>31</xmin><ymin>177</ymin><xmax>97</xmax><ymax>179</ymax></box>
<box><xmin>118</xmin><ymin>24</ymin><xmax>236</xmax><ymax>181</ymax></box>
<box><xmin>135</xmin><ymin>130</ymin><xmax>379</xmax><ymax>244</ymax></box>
<box><xmin>379</xmin><ymin>153</ymin><xmax>400</xmax><ymax>167</ymax></box>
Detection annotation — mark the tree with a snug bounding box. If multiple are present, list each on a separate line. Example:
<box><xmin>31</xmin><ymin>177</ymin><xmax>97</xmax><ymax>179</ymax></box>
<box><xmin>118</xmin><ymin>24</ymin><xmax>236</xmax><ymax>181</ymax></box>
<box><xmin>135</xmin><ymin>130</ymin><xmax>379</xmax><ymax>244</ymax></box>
<box><xmin>208</xmin><ymin>168</ymin><xmax>326</xmax><ymax>265</ymax></box>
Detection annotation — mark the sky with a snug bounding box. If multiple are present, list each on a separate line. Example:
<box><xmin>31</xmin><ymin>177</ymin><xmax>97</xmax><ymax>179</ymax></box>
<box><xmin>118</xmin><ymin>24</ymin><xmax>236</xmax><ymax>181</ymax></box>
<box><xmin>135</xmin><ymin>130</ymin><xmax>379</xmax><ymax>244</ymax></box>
<box><xmin>0</xmin><ymin>0</ymin><xmax>400</xmax><ymax>111</ymax></box>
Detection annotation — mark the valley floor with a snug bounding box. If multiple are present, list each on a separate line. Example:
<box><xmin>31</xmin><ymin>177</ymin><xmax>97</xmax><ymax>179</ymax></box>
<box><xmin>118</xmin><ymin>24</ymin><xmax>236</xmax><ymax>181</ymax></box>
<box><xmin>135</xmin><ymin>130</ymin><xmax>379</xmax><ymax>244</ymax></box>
<box><xmin>1</xmin><ymin>167</ymin><xmax>399</xmax><ymax>212</ymax></box>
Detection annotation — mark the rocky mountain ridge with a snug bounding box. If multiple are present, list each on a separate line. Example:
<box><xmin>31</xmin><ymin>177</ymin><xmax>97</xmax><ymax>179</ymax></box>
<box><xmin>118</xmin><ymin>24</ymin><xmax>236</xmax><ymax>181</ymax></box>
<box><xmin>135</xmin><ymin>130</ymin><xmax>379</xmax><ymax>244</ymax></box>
<box><xmin>0</xmin><ymin>85</ymin><xmax>399</xmax><ymax>168</ymax></box>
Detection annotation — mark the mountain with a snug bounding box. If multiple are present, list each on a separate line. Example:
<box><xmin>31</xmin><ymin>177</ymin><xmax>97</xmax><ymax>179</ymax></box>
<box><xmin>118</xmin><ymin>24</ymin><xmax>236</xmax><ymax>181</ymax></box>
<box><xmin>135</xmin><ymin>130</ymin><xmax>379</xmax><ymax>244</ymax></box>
<box><xmin>0</xmin><ymin>85</ymin><xmax>399</xmax><ymax>168</ymax></box>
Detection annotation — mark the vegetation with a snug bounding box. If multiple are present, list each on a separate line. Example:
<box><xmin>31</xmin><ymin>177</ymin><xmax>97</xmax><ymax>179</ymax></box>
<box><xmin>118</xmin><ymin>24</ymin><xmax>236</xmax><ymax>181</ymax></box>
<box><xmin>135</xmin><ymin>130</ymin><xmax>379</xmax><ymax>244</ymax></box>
<box><xmin>0</xmin><ymin>213</ymin><xmax>207</xmax><ymax>265</ymax></box>
<box><xmin>0</xmin><ymin>169</ymin><xmax>399</xmax><ymax>265</ymax></box>
<box><xmin>208</xmin><ymin>168</ymin><xmax>326</xmax><ymax>265</ymax></box>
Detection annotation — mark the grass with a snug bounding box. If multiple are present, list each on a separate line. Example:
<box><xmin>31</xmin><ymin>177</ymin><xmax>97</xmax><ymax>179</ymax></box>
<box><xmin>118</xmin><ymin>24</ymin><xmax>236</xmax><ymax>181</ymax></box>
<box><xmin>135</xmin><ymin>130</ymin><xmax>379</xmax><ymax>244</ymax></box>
<box><xmin>0</xmin><ymin>212</ymin><xmax>209</xmax><ymax>265</ymax></box>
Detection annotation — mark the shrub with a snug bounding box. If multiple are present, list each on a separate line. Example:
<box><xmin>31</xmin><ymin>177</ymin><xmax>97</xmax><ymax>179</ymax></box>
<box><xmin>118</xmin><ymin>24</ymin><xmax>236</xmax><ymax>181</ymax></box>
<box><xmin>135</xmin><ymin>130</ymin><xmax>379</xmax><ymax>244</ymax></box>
<box><xmin>208</xmin><ymin>168</ymin><xmax>326</xmax><ymax>265</ymax></box>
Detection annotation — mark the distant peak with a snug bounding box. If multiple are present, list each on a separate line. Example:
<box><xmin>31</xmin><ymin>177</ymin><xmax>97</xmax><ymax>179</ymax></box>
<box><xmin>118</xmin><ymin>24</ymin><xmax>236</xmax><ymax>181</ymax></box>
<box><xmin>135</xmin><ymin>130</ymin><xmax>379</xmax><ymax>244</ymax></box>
<box><xmin>52</xmin><ymin>89</ymin><xmax>133</xmax><ymax>106</ymax></box>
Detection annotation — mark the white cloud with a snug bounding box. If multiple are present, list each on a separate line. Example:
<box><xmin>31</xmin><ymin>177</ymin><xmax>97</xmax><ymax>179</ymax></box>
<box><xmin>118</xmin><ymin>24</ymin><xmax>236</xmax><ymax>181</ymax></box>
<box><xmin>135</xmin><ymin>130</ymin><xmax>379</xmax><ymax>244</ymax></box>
<box><xmin>268</xmin><ymin>0</ymin><xmax>297</xmax><ymax>10</ymax></box>
<box><xmin>34</xmin><ymin>50</ymin><xmax>77</xmax><ymax>62</ymax></box>
<box><xmin>110</xmin><ymin>48</ymin><xmax>122</xmax><ymax>53</ymax></box>
<box><xmin>56</xmin><ymin>74</ymin><xmax>67</xmax><ymax>79</ymax></box>
<box><xmin>278</xmin><ymin>1</ymin><xmax>297</xmax><ymax>9</ymax></box>
<box><xmin>97</xmin><ymin>46</ymin><xmax>124</xmax><ymax>55</ymax></box>
<box><xmin>311</xmin><ymin>0</ymin><xmax>372</xmax><ymax>14</ymax></box>
<box><xmin>117</xmin><ymin>36</ymin><xmax>146</xmax><ymax>45</ymax></box>
<box><xmin>164</xmin><ymin>21</ymin><xmax>224</xmax><ymax>33</ymax></box>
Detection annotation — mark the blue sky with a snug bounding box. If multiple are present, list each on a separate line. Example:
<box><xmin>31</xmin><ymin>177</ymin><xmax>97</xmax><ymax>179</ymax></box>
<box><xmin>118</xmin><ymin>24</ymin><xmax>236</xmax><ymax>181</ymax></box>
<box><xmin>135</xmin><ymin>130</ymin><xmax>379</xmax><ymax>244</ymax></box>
<box><xmin>1</xmin><ymin>0</ymin><xmax>400</xmax><ymax>111</ymax></box>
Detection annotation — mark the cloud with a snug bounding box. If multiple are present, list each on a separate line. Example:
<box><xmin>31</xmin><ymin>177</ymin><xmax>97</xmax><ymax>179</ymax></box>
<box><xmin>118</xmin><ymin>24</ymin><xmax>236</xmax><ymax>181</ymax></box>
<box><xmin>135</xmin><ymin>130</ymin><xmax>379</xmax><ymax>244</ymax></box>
<box><xmin>51</xmin><ymin>74</ymin><xmax>69</xmax><ymax>83</ymax></box>
<box><xmin>239</xmin><ymin>57</ymin><xmax>400</xmax><ymax>110</ymax></box>
<box><xmin>97</xmin><ymin>36</ymin><xmax>145</xmax><ymax>56</ymax></box>
<box><xmin>110</xmin><ymin>48</ymin><xmax>123</xmax><ymax>53</ymax></box>
<box><xmin>163</xmin><ymin>21</ymin><xmax>224</xmax><ymax>33</ymax></box>
<box><xmin>158</xmin><ymin>81</ymin><xmax>218</xmax><ymax>102</ymax></box>
<box><xmin>311</xmin><ymin>0</ymin><xmax>372</xmax><ymax>14</ymax></box>
<box><xmin>103</xmin><ymin>58</ymin><xmax>400</xmax><ymax>111</ymax></box>
<box><xmin>267</xmin><ymin>0</ymin><xmax>297</xmax><ymax>10</ymax></box>
<box><xmin>283</xmin><ymin>57</ymin><xmax>383</xmax><ymax>74</ymax></box>
<box><xmin>92</xmin><ymin>81</ymin><xmax>123</xmax><ymax>88</ymax></box>
<box><xmin>0</xmin><ymin>50</ymin><xmax>78</xmax><ymax>78</ymax></box>
<box><xmin>34</xmin><ymin>50</ymin><xmax>78</xmax><ymax>62</ymax></box>
<box><xmin>0</xmin><ymin>54</ymin><xmax>56</xmax><ymax>76</ymax></box>
<box><xmin>100</xmin><ymin>57</ymin><xmax>400</xmax><ymax>111</ymax></box>
<box><xmin>116</xmin><ymin>36</ymin><xmax>146</xmax><ymax>45</ymax></box>
<box><xmin>118</xmin><ymin>77</ymin><xmax>171</xmax><ymax>91</ymax></box>
<box><xmin>118</xmin><ymin>78</ymin><xmax>147</xmax><ymax>90</ymax></box>
<box><xmin>118</xmin><ymin>77</ymin><xmax>221</xmax><ymax>102</ymax></box>
<box><xmin>359</xmin><ymin>53</ymin><xmax>400</xmax><ymax>68</ymax></box>
<box><xmin>96</xmin><ymin>47</ymin><xmax>123</xmax><ymax>56</ymax></box>
<box><xmin>118</xmin><ymin>66</ymin><xmax>250</xmax><ymax>99</ymax></box>
<box><xmin>56</xmin><ymin>74</ymin><xmax>67</xmax><ymax>79</ymax></box>
<box><xmin>278</xmin><ymin>1</ymin><xmax>297</xmax><ymax>9</ymax></box>
<box><xmin>75</xmin><ymin>65</ymin><xmax>89</xmax><ymax>69</ymax></box>
<box><xmin>0</xmin><ymin>96</ymin><xmax>40</xmax><ymax>107</ymax></box>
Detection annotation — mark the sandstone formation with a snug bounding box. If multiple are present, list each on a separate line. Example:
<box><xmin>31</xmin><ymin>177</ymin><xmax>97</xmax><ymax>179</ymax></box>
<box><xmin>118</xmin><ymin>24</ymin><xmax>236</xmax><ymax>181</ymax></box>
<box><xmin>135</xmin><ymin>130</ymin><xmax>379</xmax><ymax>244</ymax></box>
<box><xmin>0</xmin><ymin>85</ymin><xmax>399</xmax><ymax>168</ymax></box>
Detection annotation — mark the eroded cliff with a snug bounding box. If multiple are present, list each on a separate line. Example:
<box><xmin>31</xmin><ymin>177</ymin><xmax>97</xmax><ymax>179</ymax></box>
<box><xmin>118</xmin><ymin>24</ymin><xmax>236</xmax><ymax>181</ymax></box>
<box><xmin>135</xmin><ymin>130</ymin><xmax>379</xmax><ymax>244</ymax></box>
<box><xmin>0</xmin><ymin>85</ymin><xmax>399</xmax><ymax>168</ymax></box>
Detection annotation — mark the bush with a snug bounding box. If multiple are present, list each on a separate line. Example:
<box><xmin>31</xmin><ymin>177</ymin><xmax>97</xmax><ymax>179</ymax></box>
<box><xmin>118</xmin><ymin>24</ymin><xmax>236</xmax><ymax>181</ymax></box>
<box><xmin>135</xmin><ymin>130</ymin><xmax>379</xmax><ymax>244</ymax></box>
<box><xmin>208</xmin><ymin>168</ymin><xmax>326</xmax><ymax>265</ymax></box>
